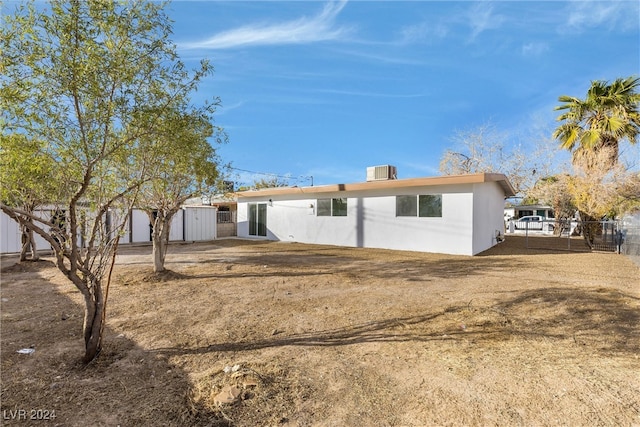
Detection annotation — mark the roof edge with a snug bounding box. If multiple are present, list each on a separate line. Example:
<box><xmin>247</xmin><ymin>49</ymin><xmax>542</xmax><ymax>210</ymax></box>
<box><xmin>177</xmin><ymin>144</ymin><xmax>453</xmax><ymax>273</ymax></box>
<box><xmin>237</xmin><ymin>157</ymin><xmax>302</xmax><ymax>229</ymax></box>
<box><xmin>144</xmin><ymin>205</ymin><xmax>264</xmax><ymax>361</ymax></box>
<box><xmin>236</xmin><ymin>173</ymin><xmax>516</xmax><ymax>198</ymax></box>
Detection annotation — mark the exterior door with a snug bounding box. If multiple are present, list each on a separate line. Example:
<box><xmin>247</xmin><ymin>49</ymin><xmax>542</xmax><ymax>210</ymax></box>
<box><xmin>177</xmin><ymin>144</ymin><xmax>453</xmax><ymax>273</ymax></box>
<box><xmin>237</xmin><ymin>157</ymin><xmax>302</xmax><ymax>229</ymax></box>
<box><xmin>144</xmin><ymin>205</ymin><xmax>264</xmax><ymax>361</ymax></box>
<box><xmin>249</xmin><ymin>203</ymin><xmax>267</xmax><ymax>237</ymax></box>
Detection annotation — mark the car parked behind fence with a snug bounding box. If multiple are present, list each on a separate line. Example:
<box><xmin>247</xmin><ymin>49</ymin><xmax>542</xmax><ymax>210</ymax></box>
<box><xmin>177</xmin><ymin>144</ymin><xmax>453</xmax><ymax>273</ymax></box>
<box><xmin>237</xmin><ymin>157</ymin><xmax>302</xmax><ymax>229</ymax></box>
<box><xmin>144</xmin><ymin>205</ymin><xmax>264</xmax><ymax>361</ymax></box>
<box><xmin>509</xmin><ymin>215</ymin><xmax>555</xmax><ymax>232</ymax></box>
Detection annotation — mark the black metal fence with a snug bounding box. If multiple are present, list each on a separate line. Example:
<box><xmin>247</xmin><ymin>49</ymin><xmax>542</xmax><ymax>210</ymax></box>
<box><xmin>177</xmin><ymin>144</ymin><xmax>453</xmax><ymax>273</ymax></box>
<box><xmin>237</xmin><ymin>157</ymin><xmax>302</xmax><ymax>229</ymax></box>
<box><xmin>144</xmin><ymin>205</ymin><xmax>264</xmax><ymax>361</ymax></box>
<box><xmin>217</xmin><ymin>210</ymin><xmax>235</xmax><ymax>224</ymax></box>
<box><xmin>506</xmin><ymin>219</ymin><xmax>631</xmax><ymax>253</ymax></box>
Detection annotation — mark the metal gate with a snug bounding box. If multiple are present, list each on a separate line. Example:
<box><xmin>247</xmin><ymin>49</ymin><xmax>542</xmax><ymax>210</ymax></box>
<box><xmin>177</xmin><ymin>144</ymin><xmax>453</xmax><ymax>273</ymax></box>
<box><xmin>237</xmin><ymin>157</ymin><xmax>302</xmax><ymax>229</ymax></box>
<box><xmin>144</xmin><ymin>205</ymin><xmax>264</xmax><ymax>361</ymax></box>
<box><xmin>586</xmin><ymin>220</ymin><xmax>618</xmax><ymax>252</ymax></box>
<box><xmin>512</xmin><ymin>219</ymin><xmax>623</xmax><ymax>252</ymax></box>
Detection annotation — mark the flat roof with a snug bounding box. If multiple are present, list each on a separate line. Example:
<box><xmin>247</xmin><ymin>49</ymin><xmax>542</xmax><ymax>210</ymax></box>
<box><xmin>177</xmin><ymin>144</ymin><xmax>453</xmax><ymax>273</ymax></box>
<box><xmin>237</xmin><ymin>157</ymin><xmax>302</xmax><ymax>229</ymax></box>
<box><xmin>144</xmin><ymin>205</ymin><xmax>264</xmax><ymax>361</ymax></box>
<box><xmin>236</xmin><ymin>172</ymin><xmax>516</xmax><ymax>198</ymax></box>
<box><xmin>509</xmin><ymin>204</ymin><xmax>552</xmax><ymax>209</ymax></box>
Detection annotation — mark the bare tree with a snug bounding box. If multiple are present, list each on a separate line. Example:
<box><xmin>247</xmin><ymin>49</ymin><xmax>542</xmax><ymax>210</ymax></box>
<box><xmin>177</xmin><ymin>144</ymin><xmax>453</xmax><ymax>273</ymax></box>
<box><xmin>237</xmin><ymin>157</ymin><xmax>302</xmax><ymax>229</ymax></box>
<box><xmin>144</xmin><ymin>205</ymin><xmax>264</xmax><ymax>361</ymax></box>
<box><xmin>439</xmin><ymin>122</ymin><xmax>558</xmax><ymax>197</ymax></box>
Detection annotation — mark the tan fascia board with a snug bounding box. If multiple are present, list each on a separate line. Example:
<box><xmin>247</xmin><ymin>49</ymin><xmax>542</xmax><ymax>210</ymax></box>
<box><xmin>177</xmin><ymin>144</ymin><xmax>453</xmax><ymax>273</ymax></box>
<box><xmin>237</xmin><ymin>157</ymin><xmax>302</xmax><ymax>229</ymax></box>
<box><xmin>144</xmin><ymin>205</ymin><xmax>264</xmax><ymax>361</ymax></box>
<box><xmin>236</xmin><ymin>173</ymin><xmax>516</xmax><ymax>199</ymax></box>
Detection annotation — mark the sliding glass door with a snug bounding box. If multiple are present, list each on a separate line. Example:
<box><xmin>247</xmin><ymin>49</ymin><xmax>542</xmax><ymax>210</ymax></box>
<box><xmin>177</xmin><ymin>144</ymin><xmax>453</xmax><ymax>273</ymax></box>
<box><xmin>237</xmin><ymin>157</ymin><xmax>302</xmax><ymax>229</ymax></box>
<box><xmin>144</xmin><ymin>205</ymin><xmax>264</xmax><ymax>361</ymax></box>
<box><xmin>248</xmin><ymin>203</ymin><xmax>267</xmax><ymax>237</ymax></box>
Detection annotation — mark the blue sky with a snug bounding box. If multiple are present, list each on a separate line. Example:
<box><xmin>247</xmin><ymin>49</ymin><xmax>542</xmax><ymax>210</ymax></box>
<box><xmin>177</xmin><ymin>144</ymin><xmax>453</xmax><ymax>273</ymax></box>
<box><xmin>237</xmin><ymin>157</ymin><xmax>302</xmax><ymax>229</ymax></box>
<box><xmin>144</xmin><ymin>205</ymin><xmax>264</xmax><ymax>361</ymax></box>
<box><xmin>84</xmin><ymin>1</ymin><xmax>640</xmax><ymax>186</ymax></box>
<box><xmin>170</xmin><ymin>1</ymin><xmax>639</xmax><ymax>187</ymax></box>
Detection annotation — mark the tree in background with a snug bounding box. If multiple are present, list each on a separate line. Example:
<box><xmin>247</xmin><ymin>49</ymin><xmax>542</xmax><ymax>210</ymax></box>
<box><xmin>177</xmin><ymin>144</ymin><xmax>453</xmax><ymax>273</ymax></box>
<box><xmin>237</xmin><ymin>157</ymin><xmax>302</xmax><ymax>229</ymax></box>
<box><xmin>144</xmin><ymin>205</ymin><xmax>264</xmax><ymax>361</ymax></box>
<box><xmin>236</xmin><ymin>176</ymin><xmax>291</xmax><ymax>191</ymax></box>
<box><xmin>552</xmin><ymin>76</ymin><xmax>640</xmax><ymax>246</ymax></box>
<box><xmin>0</xmin><ymin>134</ymin><xmax>59</xmax><ymax>261</ymax></box>
<box><xmin>135</xmin><ymin>110</ymin><xmax>225</xmax><ymax>273</ymax></box>
<box><xmin>526</xmin><ymin>174</ymin><xmax>576</xmax><ymax>234</ymax></box>
<box><xmin>253</xmin><ymin>176</ymin><xmax>290</xmax><ymax>189</ymax></box>
<box><xmin>570</xmin><ymin>145</ymin><xmax>639</xmax><ymax>217</ymax></box>
<box><xmin>439</xmin><ymin>122</ymin><xmax>558</xmax><ymax>197</ymax></box>
<box><xmin>0</xmin><ymin>1</ymin><xmax>219</xmax><ymax>362</ymax></box>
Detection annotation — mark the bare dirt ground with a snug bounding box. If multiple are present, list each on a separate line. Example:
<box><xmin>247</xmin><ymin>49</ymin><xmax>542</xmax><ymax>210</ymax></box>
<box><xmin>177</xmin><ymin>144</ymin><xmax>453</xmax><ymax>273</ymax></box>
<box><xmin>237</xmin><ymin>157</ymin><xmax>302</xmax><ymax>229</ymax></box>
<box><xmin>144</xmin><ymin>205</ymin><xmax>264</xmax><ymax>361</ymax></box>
<box><xmin>1</xmin><ymin>236</ymin><xmax>639</xmax><ymax>426</ymax></box>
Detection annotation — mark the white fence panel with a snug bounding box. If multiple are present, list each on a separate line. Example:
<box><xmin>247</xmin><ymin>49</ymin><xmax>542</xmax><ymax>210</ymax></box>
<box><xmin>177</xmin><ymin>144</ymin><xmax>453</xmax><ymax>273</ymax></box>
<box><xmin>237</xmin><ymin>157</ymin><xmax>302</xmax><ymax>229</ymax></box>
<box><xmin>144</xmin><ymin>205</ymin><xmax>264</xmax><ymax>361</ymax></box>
<box><xmin>1</xmin><ymin>211</ymin><xmax>21</xmax><ymax>253</ymax></box>
<box><xmin>184</xmin><ymin>207</ymin><xmax>217</xmax><ymax>241</ymax></box>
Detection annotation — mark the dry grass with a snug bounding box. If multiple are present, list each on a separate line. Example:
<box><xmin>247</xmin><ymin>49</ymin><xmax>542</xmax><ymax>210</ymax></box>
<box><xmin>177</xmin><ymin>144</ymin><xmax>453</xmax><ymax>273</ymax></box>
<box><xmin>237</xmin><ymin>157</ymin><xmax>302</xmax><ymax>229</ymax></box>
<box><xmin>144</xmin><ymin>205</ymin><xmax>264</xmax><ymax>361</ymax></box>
<box><xmin>1</xmin><ymin>236</ymin><xmax>639</xmax><ymax>426</ymax></box>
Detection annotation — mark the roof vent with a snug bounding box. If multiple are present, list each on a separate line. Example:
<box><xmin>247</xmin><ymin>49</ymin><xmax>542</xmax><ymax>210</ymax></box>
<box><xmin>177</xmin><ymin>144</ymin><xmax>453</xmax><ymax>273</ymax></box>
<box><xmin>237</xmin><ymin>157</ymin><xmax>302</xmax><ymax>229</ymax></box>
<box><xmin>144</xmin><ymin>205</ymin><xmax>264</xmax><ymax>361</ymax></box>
<box><xmin>366</xmin><ymin>165</ymin><xmax>397</xmax><ymax>181</ymax></box>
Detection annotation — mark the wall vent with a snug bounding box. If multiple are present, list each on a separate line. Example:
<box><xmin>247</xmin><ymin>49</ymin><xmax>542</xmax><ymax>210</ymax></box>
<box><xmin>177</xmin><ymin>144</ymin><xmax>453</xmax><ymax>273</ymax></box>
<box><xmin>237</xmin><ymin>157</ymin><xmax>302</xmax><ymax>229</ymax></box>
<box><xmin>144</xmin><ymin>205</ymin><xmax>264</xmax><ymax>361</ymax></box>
<box><xmin>366</xmin><ymin>165</ymin><xmax>397</xmax><ymax>181</ymax></box>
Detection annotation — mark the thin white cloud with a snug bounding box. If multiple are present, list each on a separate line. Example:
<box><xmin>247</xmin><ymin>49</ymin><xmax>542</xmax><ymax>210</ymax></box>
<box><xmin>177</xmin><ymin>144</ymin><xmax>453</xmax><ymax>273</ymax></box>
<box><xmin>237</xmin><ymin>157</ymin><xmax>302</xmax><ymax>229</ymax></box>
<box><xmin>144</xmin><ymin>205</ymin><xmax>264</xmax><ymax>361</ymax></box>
<box><xmin>180</xmin><ymin>1</ymin><xmax>351</xmax><ymax>50</ymax></box>
<box><xmin>558</xmin><ymin>0</ymin><xmax>640</xmax><ymax>34</ymax></box>
<box><xmin>521</xmin><ymin>42</ymin><xmax>549</xmax><ymax>57</ymax></box>
<box><xmin>399</xmin><ymin>21</ymin><xmax>449</xmax><ymax>44</ymax></box>
<box><xmin>330</xmin><ymin>45</ymin><xmax>429</xmax><ymax>66</ymax></box>
<box><xmin>467</xmin><ymin>2</ymin><xmax>506</xmax><ymax>41</ymax></box>
<box><xmin>218</xmin><ymin>101</ymin><xmax>244</xmax><ymax>115</ymax></box>
<box><xmin>564</xmin><ymin>0</ymin><xmax>635</xmax><ymax>31</ymax></box>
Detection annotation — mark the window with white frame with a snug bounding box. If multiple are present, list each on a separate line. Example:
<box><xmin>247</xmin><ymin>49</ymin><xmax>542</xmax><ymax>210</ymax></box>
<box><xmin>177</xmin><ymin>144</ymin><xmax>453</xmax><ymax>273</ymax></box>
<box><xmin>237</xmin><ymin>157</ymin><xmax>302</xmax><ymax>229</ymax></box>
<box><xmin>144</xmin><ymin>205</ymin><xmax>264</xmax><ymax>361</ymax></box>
<box><xmin>317</xmin><ymin>198</ymin><xmax>347</xmax><ymax>216</ymax></box>
<box><xmin>396</xmin><ymin>195</ymin><xmax>442</xmax><ymax>217</ymax></box>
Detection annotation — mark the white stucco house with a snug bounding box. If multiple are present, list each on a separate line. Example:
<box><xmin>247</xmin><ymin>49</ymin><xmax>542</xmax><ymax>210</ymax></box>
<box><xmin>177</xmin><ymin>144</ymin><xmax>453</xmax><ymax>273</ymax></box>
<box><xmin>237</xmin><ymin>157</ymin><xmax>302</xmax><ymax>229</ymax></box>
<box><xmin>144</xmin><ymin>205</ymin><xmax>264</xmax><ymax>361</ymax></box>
<box><xmin>236</xmin><ymin>170</ymin><xmax>516</xmax><ymax>256</ymax></box>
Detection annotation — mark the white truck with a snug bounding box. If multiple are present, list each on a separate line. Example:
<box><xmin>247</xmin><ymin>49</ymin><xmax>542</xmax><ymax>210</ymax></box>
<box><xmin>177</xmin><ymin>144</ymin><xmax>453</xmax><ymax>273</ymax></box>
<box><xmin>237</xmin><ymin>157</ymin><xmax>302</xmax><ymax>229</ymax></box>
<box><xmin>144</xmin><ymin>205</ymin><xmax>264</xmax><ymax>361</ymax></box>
<box><xmin>509</xmin><ymin>215</ymin><xmax>555</xmax><ymax>232</ymax></box>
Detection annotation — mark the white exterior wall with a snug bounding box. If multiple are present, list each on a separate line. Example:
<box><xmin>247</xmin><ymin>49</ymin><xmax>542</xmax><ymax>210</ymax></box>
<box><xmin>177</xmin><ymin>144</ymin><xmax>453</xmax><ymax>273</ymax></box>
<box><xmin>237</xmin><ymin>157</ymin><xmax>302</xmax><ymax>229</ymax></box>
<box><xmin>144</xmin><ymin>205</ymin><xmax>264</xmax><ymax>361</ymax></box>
<box><xmin>1</xmin><ymin>211</ymin><xmax>22</xmax><ymax>253</ymax></box>
<box><xmin>472</xmin><ymin>183</ymin><xmax>508</xmax><ymax>255</ymax></box>
<box><xmin>237</xmin><ymin>183</ymin><xmax>491</xmax><ymax>255</ymax></box>
<box><xmin>1</xmin><ymin>210</ymin><xmax>59</xmax><ymax>254</ymax></box>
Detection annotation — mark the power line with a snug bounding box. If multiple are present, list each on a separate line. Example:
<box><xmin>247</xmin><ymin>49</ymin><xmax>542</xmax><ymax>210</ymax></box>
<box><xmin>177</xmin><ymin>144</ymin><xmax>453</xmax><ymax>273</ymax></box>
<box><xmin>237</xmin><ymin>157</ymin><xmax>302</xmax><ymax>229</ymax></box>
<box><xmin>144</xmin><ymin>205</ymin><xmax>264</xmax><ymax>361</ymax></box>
<box><xmin>227</xmin><ymin>167</ymin><xmax>313</xmax><ymax>186</ymax></box>
<box><xmin>228</xmin><ymin>167</ymin><xmax>290</xmax><ymax>179</ymax></box>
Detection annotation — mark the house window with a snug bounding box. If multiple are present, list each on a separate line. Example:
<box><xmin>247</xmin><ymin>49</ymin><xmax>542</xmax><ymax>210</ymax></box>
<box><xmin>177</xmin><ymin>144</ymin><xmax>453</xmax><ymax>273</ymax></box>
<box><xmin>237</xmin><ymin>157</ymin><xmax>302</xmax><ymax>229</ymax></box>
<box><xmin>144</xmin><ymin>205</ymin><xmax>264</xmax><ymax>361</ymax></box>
<box><xmin>317</xmin><ymin>198</ymin><xmax>347</xmax><ymax>216</ymax></box>
<box><xmin>396</xmin><ymin>196</ymin><xmax>417</xmax><ymax>217</ymax></box>
<box><xmin>396</xmin><ymin>195</ymin><xmax>442</xmax><ymax>218</ymax></box>
<box><xmin>418</xmin><ymin>195</ymin><xmax>442</xmax><ymax>217</ymax></box>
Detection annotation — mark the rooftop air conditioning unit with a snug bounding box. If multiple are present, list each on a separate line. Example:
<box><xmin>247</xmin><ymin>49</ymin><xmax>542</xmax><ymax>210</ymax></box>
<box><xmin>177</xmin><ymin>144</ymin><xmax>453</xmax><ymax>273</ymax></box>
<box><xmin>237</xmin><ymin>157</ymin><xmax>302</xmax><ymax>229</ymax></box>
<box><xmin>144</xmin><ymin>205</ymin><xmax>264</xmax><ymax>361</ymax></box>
<box><xmin>366</xmin><ymin>165</ymin><xmax>397</xmax><ymax>181</ymax></box>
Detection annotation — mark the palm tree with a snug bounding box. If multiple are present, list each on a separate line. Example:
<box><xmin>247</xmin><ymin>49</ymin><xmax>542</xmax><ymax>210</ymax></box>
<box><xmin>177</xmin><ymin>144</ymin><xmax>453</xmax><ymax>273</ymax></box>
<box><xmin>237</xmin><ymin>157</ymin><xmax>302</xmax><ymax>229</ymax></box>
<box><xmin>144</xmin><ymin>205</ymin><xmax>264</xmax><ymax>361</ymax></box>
<box><xmin>553</xmin><ymin>76</ymin><xmax>640</xmax><ymax>169</ymax></box>
<box><xmin>553</xmin><ymin>76</ymin><xmax>640</xmax><ymax>248</ymax></box>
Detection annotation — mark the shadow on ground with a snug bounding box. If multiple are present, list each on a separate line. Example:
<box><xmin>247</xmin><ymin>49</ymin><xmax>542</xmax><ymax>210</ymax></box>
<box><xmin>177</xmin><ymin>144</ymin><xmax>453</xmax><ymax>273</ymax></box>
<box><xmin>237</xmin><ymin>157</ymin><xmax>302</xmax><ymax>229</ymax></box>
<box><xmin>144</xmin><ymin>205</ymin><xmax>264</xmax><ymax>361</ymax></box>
<box><xmin>152</xmin><ymin>286</ymin><xmax>639</xmax><ymax>358</ymax></box>
<box><xmin>0</xmin><ymin>260</ymin><xmax>224</xmax><ymax>427</ymax></box>
<box><xmin>479</xmin><ymin>235</ymin><xmax>592</xmax><ymax>256</ymax></box>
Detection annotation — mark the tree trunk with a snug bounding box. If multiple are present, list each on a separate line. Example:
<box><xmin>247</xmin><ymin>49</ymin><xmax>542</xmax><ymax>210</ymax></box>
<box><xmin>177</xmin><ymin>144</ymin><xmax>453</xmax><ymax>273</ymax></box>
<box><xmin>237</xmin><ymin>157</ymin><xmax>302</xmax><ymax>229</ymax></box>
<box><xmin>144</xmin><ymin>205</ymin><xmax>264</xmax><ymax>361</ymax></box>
<box><xmin>151</xmin><ymin>215</ymin><xmax>171</xmax><ymax>273</ymax></box>
<box><xmin>553</xmin><ymin>214</ymin><xmax>562</xmax><ymax>237</ymax></box>
<box><xmin>19</xmin><ymin>224</ymin><xmax>39</xmax><ymax>262</ymax></box>
<box><xmin>152</xmin><ymin>234</ymin><xmax>165</xmax><ymax>273</ymax></box>
<box><xmin>28</xmin><ymin>228</ymin><xmax>39</xmax><ymax>261</ymax></box>
<box><xmin>81</xmin><ymin>277</ymin><xmax>105</xmax><ymax>363</ymax></box>
<box><xmin>2</xmin><ymin>203</ymin><xmax>116</xmax><ymax>364</ymax></box>
<box><xmin>19</xmin><ymin>226</ymin><xmax>30</xmax><ymax>262</ymax></box>
<box><xmin>578</xmin><ymin>211</ymin><xmax>598</xmax><ymax>250</ymax></box>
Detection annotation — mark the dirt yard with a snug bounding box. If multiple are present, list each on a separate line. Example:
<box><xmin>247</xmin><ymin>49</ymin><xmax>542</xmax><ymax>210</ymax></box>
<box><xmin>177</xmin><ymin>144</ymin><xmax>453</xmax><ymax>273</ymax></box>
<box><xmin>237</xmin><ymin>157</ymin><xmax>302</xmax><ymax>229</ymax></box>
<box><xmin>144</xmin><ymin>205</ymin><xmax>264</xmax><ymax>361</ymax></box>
<box><xmin>1</xmin><ymin>236</ymin><xmax>639</xmax><ymax>426</ymax></box>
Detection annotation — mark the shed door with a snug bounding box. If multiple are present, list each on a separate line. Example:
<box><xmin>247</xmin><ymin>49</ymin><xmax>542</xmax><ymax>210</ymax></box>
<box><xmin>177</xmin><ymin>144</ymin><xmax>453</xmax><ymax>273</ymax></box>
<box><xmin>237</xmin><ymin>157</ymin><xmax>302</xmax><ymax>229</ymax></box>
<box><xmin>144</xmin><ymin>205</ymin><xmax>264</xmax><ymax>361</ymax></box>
<box><xmin>249</xmin><ymin>203</ymin><xmax>267</xmax><ymax>237</ymax></box>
